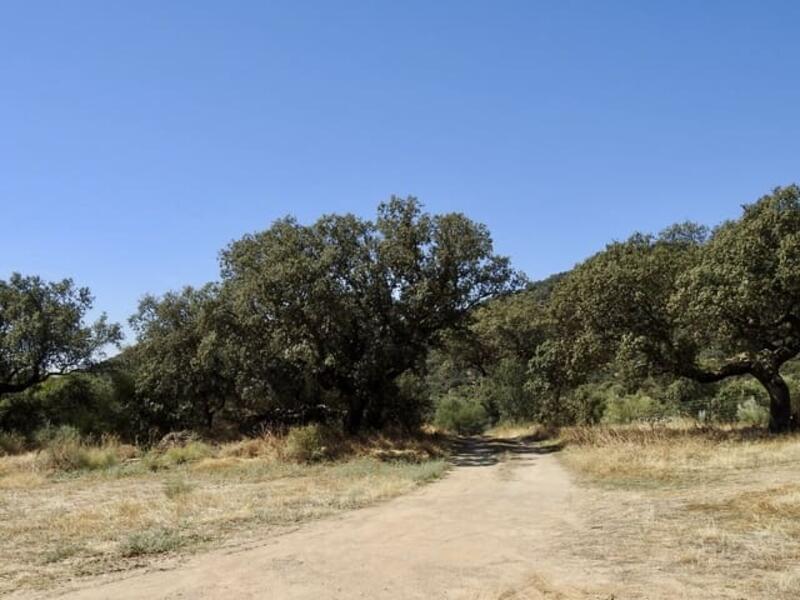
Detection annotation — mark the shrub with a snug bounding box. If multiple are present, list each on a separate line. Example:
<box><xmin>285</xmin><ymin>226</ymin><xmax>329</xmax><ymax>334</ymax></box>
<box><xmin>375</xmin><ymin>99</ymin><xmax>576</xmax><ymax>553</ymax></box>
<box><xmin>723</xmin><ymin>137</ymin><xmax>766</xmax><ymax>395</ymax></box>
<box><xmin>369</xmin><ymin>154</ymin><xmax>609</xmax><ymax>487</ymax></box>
<box><xmin>433</xmin><ymin>392</ymin><xmax>488</xmax><ymax>435</ymax></box>
<box><xmin>119</xmin><ymin>528</ymin><xmax>187</xmax><ymax>557</ymax></box>
<box><xmin>282</xmin><ymin>424</ymin><xmax>340</xmax><ymax>463</ymax></box>
<box><xmin>78</xmin><ymin>445</ymin><xmax>120</xmax><ymax>470</ymax></box>
<box><xmin>478</xmin><ymin>358</ymin><xmax>535</xmax><ymax>423</ymax></box>
<box><xmin>38</xmin><ymin>426</ymin><xmax>120</xmax><ymax>471</ymax></box>
<box><xmin>146</xmin><ymin>441</ymin><xmax>214</xmax><ymax>470</ymax></box>
<box><xmin>704</xmin><ymin>378</ymin><xmax>768</xmax><ymax>423</ymax></box>
<box><xmin>219</xmin><ymin>434</ymin><xmax>279</xmax><ymax>459</ymax></box>
<box><xmin>38</xmin><ymin>425</ymin><xmax>85</xmax><ymax>470</ymax></box>
<box><xmin>602</xmin><ymin>391</ymin><xmax>661</xmax><ymax>424</ymax></box>
<box><xmin>0</xmin><ymin>371</ymin><xmax>137</xmax><ymax>438</ymax></box>
<box><xmin>563</xmin><ymin>384</ymin><xmax>611</xmax><ymax>425</ymax></box>
<box><xmin>162</xmin><ymin>441</ymin><xmax>213</xmax><ymax>465</ymax></box>
<box><xmin>0</xmin><ymin>431</ymin><xmax>26</xmax><ymax>456</ymax></box>
<box><xmin>33</xmin><ymin>423</ymin><xmax>80</xmax><ymax>447</ymax></box>
<box><xmin>736</xmin><ymin>397</ymin><xmax>769</xmax><ymax>426</ymax></box>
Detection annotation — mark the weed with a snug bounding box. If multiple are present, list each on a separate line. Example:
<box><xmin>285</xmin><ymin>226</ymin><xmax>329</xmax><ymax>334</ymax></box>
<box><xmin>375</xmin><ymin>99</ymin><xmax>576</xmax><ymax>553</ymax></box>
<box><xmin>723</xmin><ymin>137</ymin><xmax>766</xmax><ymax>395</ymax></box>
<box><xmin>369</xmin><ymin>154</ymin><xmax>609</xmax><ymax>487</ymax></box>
<box><xmin>119</xmin><ymin>528</ymin><xmax>188</xmax><ymax>557</ymax></box>
<box><xmin>283</xmin><ymin>424</ymin><xmax>340</xmax><ymax>463</ymax></box>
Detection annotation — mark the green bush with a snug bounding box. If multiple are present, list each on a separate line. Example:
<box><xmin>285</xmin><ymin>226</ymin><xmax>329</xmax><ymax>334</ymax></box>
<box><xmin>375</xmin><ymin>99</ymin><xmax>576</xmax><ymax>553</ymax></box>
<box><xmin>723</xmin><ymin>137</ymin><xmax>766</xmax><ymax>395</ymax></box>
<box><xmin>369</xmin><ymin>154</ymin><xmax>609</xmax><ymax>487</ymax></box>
<box><xmin>708</xmin><ymin>378</ymin><xmax>768</xmax><ymax>422</ymax></box>
<box><xmin>602</xmin><ymin>391</ymin><xmax>661</xmax><ymax>424</ymax></box>
<box><xmin>736</xmin><ymin>397</ymin><xmax>770</xmax><ymax>426</ymax></box>
<box><xmin>563</xmin><ymin>384</ymin><xmax>610</xmax><ymax>425</ymax></box>
<box><xmin>0</xmin><ymin>370</ymin><xmax>136</xmax><ymax>438</ymax></box>
<box><xmin>145</xmin><ymin>441</ymin><xmax>214</xmax><ymax>470</ymax></box>
<box><xmin>479</xmin><ymin>358</ymin><xmax>535</xmax><ymax>423</ymax></box>
<box><xmin>119</xmin><ymin>528</ymin><xmax>187</xmax><ymax>557</ymax></box>
<box><xmin>433</xmin><ymin>392</ymin><xmax>488</xmax><ymax>435</ymax></box>
<box><xmin>283</xmin><ymin>424</ymin><xmax>339</xmax><ymax>463</ymax></box>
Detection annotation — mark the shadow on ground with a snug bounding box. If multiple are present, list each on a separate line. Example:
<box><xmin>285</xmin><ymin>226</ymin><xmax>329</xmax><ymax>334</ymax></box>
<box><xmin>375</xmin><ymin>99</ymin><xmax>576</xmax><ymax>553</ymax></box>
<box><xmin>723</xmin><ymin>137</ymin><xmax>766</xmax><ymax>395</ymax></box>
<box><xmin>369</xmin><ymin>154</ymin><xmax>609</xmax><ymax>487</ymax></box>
<box><xmin>449</xmin><ymin>436</ymin><xmax>562</xmax><ymax>467</ymax></box>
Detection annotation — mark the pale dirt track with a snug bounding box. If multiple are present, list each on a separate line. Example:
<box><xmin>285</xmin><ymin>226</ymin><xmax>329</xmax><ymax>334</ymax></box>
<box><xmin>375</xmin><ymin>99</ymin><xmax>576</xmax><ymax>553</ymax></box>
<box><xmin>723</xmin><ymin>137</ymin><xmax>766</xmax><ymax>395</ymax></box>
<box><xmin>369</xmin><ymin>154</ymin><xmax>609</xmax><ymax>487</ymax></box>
<box><xmin>39</xmin><ymin>439</ymin><xmax>639</xmax><ymax>600</ymax></box>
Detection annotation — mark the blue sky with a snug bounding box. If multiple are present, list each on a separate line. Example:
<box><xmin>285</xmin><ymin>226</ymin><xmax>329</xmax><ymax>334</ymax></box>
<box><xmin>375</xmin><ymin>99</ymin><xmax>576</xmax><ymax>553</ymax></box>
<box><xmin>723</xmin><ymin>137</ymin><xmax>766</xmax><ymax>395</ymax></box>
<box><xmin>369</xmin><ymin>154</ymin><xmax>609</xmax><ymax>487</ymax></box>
<box><xmin>2</xmin><ymin>1</ymin><xmax>799</xmax><ymax>337</ymax></box>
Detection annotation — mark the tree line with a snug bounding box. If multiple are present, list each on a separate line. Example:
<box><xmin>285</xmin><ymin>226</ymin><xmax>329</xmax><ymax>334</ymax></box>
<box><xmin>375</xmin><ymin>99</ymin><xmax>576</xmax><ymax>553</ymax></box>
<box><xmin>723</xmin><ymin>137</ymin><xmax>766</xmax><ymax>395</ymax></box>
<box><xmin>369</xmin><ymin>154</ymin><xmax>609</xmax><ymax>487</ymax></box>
<box><xmin>2</xmin><ymin>186</ymin><xmax>800</xmax><ymax>439</ymax></box>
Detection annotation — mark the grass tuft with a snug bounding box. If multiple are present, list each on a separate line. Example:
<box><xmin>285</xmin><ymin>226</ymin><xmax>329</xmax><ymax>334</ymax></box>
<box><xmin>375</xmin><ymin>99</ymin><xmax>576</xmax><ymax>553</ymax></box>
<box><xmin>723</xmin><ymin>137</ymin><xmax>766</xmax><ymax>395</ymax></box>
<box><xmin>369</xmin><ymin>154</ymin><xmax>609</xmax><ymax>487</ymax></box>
<box><xmin>119</xmin><ymin>528</ymin><xmax>188</xmax><ymax>557</ymax></box>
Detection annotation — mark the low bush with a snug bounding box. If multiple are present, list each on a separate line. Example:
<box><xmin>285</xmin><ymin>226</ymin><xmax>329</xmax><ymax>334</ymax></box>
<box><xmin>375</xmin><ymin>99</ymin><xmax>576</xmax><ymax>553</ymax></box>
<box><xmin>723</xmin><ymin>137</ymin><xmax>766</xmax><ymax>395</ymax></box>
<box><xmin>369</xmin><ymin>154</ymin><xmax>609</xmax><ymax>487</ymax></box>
<box><xmin>119</xmin><ymin>527</ymin><xmax>188</xmax><ymax>557</ymax></box>
<box><xmin>736</xmin><ymin>398</ymin><xmax>769</xmax><ymax>427</ymax></box>
<box><xmin>219</xmin><ymin>432</ymin><xmax>281</xmax><ymax>459</ymax></box>
<box><xmin>433</xmin><ymin>393</ymin><xmax>488</xmax><ymax>435</ymax></box>
<box><xmin>37</xmin><ymin>426</ymin><xmax>121</xmax><ymax>471</ymax></box>
<box><xmin>161</xmin><ymin>441</ymin><xmax>214</xmax><ymax>465</ymax></box>
<box><xmin>282</xmin><ymin>424</ymin><xmax>342</xmax><ymax>463</ymax></box>
<box><xmin>145</xmin><ymin>441</ymin><xmax>214</xmax><ymax>470</ymax></box>
<box><xmin>602</xmin><ymin>391</ymin><xmax>662</xmax><ymax>424</ymax></box>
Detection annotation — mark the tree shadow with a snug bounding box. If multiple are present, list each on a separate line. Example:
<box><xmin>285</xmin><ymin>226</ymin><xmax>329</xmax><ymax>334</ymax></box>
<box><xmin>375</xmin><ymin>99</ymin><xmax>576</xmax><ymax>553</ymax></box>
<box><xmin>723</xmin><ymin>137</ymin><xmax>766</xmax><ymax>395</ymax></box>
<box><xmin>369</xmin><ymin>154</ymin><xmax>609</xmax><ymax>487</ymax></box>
<box><xmin>448</xmin><ymin>435</ymin><xmax>562</xmax><ymax>467</ymax></box>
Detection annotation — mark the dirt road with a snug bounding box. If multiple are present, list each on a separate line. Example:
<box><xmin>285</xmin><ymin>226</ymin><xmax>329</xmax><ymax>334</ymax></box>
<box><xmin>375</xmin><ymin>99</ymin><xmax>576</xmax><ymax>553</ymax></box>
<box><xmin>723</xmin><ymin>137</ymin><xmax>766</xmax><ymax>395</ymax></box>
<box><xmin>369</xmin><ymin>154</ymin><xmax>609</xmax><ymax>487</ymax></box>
<box><xmin>46</xmin><ymin>438</ymin><xmax>615</xmax><ymax>600</ymax></box>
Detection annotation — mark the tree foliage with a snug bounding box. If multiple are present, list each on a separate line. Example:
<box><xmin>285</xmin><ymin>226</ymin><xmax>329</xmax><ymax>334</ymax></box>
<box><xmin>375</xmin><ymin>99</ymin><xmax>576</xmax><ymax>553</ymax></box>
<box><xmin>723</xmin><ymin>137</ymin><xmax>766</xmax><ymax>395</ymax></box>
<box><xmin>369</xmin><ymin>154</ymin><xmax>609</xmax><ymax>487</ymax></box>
<box><xmin>547</xmin><ymin>186</ymin><xmax>800</xmax><ymax>431</ymax></box>
<box><xmin>0</xmin><ymin>274</ymin><xmax>122</xmax><ymax>397</ymax></box>
<box><xmin>220</xmin><ymin>197</ymin><xmax>522</xmax><ymax>431</ymax></box>
<box><xmin>5</xmin><ymin>187</ymin><xmax>800</xmax><ymax>438</ymax></box>
<box><xmin>130</xmin><ymin>284</ymin><xmax>236</xmax><ymax>432</ymax></box>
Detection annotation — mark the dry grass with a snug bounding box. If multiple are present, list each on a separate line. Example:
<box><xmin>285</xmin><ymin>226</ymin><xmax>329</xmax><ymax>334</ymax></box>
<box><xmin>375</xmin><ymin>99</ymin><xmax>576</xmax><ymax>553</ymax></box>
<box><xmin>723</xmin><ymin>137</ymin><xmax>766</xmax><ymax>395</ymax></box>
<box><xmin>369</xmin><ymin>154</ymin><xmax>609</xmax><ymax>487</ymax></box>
<box><xmin>560</xmin><ymin>423</ymin><xmax>800</xmax><ymax>599</ymax></box>
<box><xmin>483</xmin><ymin>422</ymin><xmax>556</xmax><ymax>441</ymax></box>
<box><xmin>0</xmin><ymin>429</ymin><xmax>448</xmax><ymax>596</ymax></box>
<box><xmin>560</xmin><ymin>423</ymin><xmax>800</xmax><ymax>485</ymax></box>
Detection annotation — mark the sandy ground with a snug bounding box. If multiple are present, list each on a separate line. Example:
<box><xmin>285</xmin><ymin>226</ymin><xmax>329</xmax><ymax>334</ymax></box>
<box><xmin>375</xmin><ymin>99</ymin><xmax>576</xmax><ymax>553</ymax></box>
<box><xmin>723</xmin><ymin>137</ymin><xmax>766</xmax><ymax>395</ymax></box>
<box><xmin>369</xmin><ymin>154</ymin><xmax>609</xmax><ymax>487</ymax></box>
<box><xmin>32</xmin><ymin>439</ymin><xmax>653</xmax><ymax>599</ymax></box>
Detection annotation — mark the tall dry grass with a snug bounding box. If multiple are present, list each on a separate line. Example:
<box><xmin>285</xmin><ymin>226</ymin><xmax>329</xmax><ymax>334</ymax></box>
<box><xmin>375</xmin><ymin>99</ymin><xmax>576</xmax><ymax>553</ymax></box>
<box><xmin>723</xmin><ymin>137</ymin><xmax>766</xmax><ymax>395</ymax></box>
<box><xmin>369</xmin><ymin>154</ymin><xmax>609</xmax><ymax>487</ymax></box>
<box><xmin>0</xmin><ymin>426</ymin><xmax>449</xmax><ymax>596</ymax></box>
<box><xmin>560</xmin><ymin>422</ymin><xmax>800</xmax><ymax>484</ymax></box>
<box><xmin>559</xmin><ymin>422</ymin><xmax>800</xmax><ymax>599</ymax></box>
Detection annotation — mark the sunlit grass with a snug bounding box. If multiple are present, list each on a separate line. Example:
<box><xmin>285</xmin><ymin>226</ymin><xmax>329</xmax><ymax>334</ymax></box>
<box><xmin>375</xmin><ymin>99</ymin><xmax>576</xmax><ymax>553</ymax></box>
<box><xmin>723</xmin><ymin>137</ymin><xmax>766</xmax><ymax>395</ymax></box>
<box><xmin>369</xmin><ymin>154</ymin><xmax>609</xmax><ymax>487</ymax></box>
<box><xmin>560</xmin><ymin>422</ymin><xmax>800</xmax><ymax>599</ymax></box>
<box><xmin>0</xmin><ymin>429</ymin><xmax>449</xmax><ymax>595</ymax></box>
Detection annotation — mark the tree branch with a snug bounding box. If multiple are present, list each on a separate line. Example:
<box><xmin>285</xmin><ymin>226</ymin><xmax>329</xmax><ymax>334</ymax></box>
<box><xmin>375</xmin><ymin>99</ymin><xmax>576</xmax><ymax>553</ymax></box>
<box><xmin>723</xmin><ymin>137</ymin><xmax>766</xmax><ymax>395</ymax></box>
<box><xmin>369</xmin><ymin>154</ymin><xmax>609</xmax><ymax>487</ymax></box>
<box><xmin>678</xmin><ymin>359</ymin><xmax>753</xmax><ymax>383</ymax></box>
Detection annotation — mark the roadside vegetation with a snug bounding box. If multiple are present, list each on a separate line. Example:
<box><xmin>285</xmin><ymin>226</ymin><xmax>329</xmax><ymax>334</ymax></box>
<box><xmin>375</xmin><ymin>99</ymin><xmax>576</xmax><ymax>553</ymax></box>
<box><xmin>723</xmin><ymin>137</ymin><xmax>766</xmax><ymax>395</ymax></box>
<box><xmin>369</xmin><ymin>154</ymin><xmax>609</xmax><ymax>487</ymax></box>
<box><xmin>0</xmin><ymin>424</ymin><xmax>447</xmax><ymax>595</ymax></box>
<box><xmin>3</xmin><ymin>186</ymin><xmax>800</xmax><ymax>596</ymax></box>
<box><xmin>559</xmin><ymin>423</ymin><xmax>800</xmax><ymax>599</ymax></box>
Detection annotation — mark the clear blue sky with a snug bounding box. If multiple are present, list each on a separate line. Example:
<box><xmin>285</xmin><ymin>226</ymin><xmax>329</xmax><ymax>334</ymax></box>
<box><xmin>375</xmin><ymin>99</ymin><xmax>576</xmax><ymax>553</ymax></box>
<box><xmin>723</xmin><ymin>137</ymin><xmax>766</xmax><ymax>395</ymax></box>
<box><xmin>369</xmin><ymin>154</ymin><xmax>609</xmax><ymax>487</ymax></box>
<box><xmin>2</xmin><ymin>1</ymin><xmax>799</xmax><ymax>337</ymax></box>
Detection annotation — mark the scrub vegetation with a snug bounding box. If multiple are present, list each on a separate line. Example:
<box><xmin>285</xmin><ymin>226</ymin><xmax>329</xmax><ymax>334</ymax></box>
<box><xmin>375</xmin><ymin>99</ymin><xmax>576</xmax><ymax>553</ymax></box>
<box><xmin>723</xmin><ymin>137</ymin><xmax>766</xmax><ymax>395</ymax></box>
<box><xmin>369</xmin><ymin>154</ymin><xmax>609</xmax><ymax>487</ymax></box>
<box><xmin>0</xmin><ymin>425</ymin><xmax>447</xmax><ymax>595</ymax></box>
<box><xmin>560</xmin><ymin>423</ymin><xmax>800</xmax><ymax>599</ymax></box>
<box><xmin>3</xmin><ymin>186</ymin><xmax>800</xmax><ymax>596</ymax></box>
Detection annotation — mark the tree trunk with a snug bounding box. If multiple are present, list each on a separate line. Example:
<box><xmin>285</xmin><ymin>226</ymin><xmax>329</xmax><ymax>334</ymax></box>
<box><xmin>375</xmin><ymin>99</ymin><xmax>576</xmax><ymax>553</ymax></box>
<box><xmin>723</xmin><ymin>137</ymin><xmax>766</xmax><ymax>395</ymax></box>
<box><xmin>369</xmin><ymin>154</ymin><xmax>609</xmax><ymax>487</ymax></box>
<box><xmin>754</xmin><ymin>372</ymin><xmax>793</xmax><ymax>433</ymax></box>
<box><xmin>0</xmin><ymin>380</ymin><xmax>37</xmax><ymax>396</ymax></box>
<box><xmin>344</xmin><ymin>396</ymin><xmax>367</xmax><ymax>434</ymax></box>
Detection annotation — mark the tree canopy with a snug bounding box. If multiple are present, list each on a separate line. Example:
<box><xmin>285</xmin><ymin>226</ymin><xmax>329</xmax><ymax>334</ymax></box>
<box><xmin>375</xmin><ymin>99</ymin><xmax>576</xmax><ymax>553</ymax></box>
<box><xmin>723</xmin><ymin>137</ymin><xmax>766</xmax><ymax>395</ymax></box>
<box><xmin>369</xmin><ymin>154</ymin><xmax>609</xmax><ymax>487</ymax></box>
<box><xmin>5</xmin><ymin>187</ymin><xmax>800</xmax><ymax>438</ymax></box>
<box><xmin>126</xmin><ymin>197</ymin><xmax>522</xmax><ymax>433</ymax></box>
<box><xmin>0</xmin><ymin>273</ymin><xmax>122</xmax><ymax>396</ymax></box>
<box><xmin>547</xmin><ymin>186</ymin><xmax>800</xmax><ymax>432</ymax></box>
<box><xmin>219</xmin><ymin>197</ymin><xmax>522</xmax><ymax>432</ymax></box>
<box><xmin>130</xmin><ymin>284</ymin><xmax>235</xmax><ymax>431</ymax></box>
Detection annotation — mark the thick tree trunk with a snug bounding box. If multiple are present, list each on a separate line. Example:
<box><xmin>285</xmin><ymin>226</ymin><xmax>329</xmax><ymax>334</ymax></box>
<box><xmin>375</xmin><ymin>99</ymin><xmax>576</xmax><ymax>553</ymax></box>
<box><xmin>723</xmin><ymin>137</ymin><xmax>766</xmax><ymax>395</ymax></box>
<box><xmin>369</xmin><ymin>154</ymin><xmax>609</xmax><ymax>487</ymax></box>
<box><xmin>754</xmin><ymin>372</ymin><xmax>793</xmax><ymax>433</ymax></box>
<box><xmin>344</xmin><ymin>396</ymin><xmax>367</xmax><ymax>434</ymax></box>
<box><xmin>0</xmin><ymin>380</ymin><xmax>37</xmax><ymax>396</ymax></box>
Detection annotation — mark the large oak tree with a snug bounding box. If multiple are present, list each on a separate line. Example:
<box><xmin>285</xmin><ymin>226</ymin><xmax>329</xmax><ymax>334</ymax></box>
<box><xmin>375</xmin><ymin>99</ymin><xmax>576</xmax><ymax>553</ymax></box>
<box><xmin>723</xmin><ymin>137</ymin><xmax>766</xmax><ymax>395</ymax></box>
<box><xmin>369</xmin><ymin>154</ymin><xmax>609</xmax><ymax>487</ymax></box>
<box><xmin>221</xmin><ymin>197</ymin><xmax>522</xmax><ymax>432</ymax></box>
<box><xmin>548</xmin><ymin>186</ymin><xmax>800</xmax><ymax>432</ymax></box>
